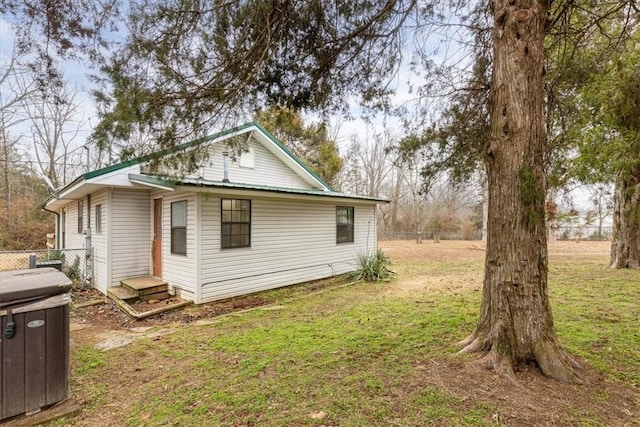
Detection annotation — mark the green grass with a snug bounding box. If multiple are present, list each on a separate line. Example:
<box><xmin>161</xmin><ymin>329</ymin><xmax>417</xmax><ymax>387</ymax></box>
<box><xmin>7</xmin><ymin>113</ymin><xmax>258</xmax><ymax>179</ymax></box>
<box><xmin>73</xmin><ymin>345</ymin><xmax>106</xmax><ymax>376</ymax></box>
<box><xmin>72</xmin><ymin>286</ymin><xmax>488</xmax><ymax>425</ymax></box>
<box><xmin>66</xmin><ymin>242</ymin><xmax>639</xmax><ymax>426</ymax></box>
<box><xmin>551</xmin><ymin>262</ymin><xmax>640</xmax><ymax>385</ymax></box>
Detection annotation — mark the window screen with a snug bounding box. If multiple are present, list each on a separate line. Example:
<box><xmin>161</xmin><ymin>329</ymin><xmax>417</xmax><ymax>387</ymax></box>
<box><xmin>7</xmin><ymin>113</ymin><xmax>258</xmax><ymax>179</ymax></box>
<box><xmin>221</xmin><ymin>199</ymin><xmax>251</xmax><ymax>248</ymax></box>
<box><xmin>171</xmin><ymin>201</ymin><xmax>187</xmax><ymax>255</ymax></box>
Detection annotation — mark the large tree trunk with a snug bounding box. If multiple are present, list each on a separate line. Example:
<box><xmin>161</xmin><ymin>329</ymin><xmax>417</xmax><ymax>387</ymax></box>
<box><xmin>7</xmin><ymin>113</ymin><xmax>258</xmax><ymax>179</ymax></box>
<box><xmin>459</xmin><ymin>0</ymin><xmax>580</xmax><ymax>382</ymax></box>
<box><xmin>609</xmin><ymin>168</ymin><xmax>640</xmax><ymax>268</ymax></box>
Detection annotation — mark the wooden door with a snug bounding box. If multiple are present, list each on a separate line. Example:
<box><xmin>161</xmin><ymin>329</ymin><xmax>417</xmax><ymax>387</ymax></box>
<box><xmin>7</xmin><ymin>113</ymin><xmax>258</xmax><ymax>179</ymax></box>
<box><xmin>153</xmin><ymin>198</ymin><xmax>162</xmax><ymax>277</ymax></box>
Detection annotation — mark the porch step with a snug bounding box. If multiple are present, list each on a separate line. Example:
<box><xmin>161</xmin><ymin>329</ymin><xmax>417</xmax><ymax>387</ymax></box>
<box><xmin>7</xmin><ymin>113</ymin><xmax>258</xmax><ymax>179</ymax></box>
<box><xmin>107</xmin><ymin>285</ymin><xmax>138</xmax><ymax>302</ymax></box>
<box><xmin>139</xmin><ymin>291</ymin><xmax>170</xmax><ymax>302</ymax></box>
<box><xmin>107</xmin><ymin>280</ymin><xmax>192</xmax><ymax>320</ymax></box>
<box><xmin>120</xmin><ymin>276</ymin><xmax>168</xmax><ymax>297</ymax></box>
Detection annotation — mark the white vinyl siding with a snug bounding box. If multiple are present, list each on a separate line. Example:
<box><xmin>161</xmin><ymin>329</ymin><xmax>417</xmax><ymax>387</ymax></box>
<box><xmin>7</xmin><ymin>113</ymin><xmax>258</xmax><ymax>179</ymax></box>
<box><xmin>63</xmin><ymin>201</ymin><xmax>85</xmax><ymax>249</ymax></box>
<box><xmin>239</xmin><ymin>148</ymin><xmax>254</xmax><ymax>168</ymax></box>
<box><xmin>110</xmin><ymin>189</ymin><xmax>151</xmax><ymax>283</ymax></box>
<box><xmin>199</xmin><ymin>196</ymin><xmax>376</xmax><ymax>303</ymax></box>
<box><xmin>44</xmin><ymin>124</ymin><xmax>384</xmax><ymax>303</ymax></box>
<box><xmin>158</xmin><ymin>191</ymin><xmax>197</xmax><ymax>300</ymax></box>
<box><xmin>53</xmin><ymin>200</ymin><xmax>90</xmax><ymax>290</ymax></box>
<box><xmin>192</xmin><ymin>138</ymin><xmax>313</xmax><ymax>190</ymax></box>
<box><xmin>90</xmin><ymin>189</ymin><xmax>108</xmax><ymax>292</ymax></box>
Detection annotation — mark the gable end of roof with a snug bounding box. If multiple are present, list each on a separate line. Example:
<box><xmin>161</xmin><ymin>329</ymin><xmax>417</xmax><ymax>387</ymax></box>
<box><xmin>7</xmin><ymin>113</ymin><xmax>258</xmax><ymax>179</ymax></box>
<box><xmin>251</xmin><ymin>122</ymin><xmax>335</xmax><ymax>192</ymax></box>
<box><xmin>82</xmin><ymin>122</ymin><xmax>258</xmax><ymax>181</ymax></box>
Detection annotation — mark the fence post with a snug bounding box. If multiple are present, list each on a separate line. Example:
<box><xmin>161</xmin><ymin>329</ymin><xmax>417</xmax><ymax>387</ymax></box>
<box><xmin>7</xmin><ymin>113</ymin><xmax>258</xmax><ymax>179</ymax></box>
<box><xmin>29</xmin><ymin>253</ymin><xmax>37</xmax><ymax>269</ymax></box>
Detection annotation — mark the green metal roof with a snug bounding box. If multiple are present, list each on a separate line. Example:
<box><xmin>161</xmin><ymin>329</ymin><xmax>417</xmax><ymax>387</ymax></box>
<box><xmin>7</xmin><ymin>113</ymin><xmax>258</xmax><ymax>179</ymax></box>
<box><xmin>82</xmin><ymin>122</ymin><xmax>258</xmax><ymax>180</ymax></box>
<box><xmin>75</xmin><ymin>121</ymin><xmax>335</xmax><ymax>192</ymax></box>
<box><xmin>175</xmin><ymin>177</ymin><xmax>388</xmax><ymax>203</ymax></box>
<box><xmin>128</xmin><ymin>173</ymin><xmax>386</xmax><ymax>202</ymax></box>
<box><xmin>47</xmin><ymin>121</ymin><xmax>355</xmax><ymax>208</ymax></box>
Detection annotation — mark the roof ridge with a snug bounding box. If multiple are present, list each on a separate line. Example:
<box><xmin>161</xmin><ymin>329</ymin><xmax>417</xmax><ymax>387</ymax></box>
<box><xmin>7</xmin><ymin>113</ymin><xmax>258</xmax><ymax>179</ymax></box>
<box><xmin>83</xmin><ymin>121</ymin><xmax>258</xmax><ymax>180</ymax></box>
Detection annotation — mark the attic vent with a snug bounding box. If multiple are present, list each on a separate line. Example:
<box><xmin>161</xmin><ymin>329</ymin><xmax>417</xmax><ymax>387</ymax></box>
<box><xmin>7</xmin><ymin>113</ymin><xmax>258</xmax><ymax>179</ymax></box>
<box><xmin>239</xmin><ymin>148</ymin><xmax>255</xmax><ymax>168</ymax></box>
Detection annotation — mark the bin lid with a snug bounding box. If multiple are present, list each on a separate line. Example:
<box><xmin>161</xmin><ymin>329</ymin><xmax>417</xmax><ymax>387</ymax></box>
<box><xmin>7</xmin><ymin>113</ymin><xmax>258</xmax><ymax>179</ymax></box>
<box><xmin>0</xmin><ymin>268</ymin><xmax>72</xmax><ymax>304</ymax></box>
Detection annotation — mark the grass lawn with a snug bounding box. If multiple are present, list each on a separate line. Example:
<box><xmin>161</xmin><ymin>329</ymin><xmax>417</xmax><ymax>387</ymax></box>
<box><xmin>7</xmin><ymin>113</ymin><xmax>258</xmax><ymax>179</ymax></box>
<box><xmin>54</xmin><ymin>240</ymin><xmax>639</xmax><ymax>426</ymax></box>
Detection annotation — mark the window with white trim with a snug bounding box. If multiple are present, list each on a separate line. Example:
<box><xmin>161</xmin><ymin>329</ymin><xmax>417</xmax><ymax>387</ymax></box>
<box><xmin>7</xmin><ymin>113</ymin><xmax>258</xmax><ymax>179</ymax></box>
<box><xmin>95</xmin><ymin>204</ymin><xmax>103</xmax><ymax>234</ymax></box>
<box><xmin>336</xmin><ymin>206</ymin><xmax>354</xmax><ymax>244</ymax></box>
<box><xmin>171</xmin><ymin>201</ymin><xmax>187</xmax><ymax>255</ymax></box>
<box><xmin>77</xmin><ymin>200</ymin><xmax>84</xmax><ymax>234</ymax></box>
<box><xmin>221</xmin><ymin>199</ymin><xmax>251</xmax><ymax>248</ymax></box>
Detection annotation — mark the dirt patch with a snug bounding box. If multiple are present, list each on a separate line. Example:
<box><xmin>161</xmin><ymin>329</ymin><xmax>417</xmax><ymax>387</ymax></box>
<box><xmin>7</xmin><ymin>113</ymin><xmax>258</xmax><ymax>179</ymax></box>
<box><xmin>414</xmin><ymin>356</ymin><xmax>638</xmax><ymax>427</ymax></box>
<box><xmin>93</xmin><ymin>327</ymin><xmax>176</xmax><ymax>351</ymax></box>
<box><xmin>69</xmin><ymin>277</ymin><xmax>345</xmax><ymax>348</ymax></box>
<box><xmin>69</xmin><ymin>292</ymin><xmax>264</xmax><ymax>348</ymax></box>
<box><xmin>380</xmin><ymin>239</ymin><xmax>486</xmax><ymax>262</ymax></box>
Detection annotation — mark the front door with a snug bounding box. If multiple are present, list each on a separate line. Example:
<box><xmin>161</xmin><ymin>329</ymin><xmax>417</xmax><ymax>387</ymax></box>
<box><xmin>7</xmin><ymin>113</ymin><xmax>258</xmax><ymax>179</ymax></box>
<box><xmin>153</xmin><ymin>198</ymin><xmax>162</xmax><ymax>277</ymax></box>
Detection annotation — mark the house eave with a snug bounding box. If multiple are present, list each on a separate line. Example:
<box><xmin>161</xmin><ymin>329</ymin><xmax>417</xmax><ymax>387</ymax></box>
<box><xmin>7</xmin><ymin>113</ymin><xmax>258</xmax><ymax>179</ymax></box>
<box><xmin>128</xmin><ymin>173</ymin><xmax>175</xmax><ymax>191</ymax></box>
<box><xmin>44</xmin><ymin>164</ymin><xmax>147</xmax><ymax>210</ymax></box>
<box><xmin>42</xmin><ymin>121</ymin><xmax>366</xmax><ymax>210</ymax></box>
<box><xmin>174</xmin><ymin>178</ymin><xmax>389</xmax><ymax>204</ymax></box>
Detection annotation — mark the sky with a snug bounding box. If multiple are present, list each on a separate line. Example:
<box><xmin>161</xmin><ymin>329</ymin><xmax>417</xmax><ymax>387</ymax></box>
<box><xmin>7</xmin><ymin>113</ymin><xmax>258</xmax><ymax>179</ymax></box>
<box><xmin>0</xmin><ymin>18</ymin><xmax>98</xmax><ymax>166</ymax></box>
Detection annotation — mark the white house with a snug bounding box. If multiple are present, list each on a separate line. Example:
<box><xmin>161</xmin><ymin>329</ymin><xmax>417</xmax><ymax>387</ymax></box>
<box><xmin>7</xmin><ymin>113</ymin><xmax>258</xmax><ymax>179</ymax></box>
<box><xmin>44</xmin><ymin>122</ymin><xmax>385</xmax><ymax>304</ymax></box>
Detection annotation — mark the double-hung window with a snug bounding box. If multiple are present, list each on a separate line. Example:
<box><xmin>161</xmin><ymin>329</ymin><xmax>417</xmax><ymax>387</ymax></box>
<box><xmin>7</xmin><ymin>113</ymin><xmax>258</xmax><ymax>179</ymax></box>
<box><xmin>336</xmin><ymin>206</ymin><xmax>354</xmax><ymax>244</ymax></box>
<box><xmin>77</xmin><ymin>200</ymin><xmax>84</xmax><ymax>234</ymax></box>
<box><xmin>95</xmin><ymin>204</ymin><xmax>103</xmax><ymax>234</ymax></box>
<box><xmin>171</xmin><ymin>201</ymin><xmax>187</xmax><ymax>255</ymax></box>
<box><xmin>221</xmin><ymin>199</ymin><xmax>251</xmax><ymax>248</ymax></box>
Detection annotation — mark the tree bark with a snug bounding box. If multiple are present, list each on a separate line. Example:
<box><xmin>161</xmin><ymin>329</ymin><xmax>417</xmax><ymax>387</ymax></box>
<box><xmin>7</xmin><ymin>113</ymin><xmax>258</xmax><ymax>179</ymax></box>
<box><xmin>459</xmin><ymin>0</ymin><xmax>581</xmax><ymax>382</ymax></box>
<box><xmin>609</xmin><ymin>168</ymin><xmax>640</xmax><ymax>268</ymax></box>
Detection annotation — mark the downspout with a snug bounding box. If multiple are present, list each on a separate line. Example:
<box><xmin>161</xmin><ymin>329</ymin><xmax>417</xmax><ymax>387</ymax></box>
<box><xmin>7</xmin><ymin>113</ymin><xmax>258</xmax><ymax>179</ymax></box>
<box><xmin>42</xmin><ymin>204</ymin><xmax>61</xmax><ymax>250</ymax></box>
<box><xmin>42</xmin><ymin>181</ymin><xmax>61</xmax><ymax>249</ymax></box>
<box><xmin>87</xmin><ymin>194</ymin><xmax>91</xmax><ymax>230</ymax></box>
<box><xmin>85</xmin><ymin>194</ymin><xmax>92</xmax><ymax>252</ymax></box>
<box><xmin>85</xmin><ymin>194</ymin><xmax>92</xmax><ymax>287</ymax></box>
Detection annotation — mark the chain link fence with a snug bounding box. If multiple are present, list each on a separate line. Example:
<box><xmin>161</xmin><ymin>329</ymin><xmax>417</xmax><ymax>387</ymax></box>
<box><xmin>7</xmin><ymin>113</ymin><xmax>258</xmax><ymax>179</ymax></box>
<box><xmin>378</xmin><ymin>230</ymin><xmax>483</xmax><ymax>241</ymax></box>
<box><xmin>0</xmin><ymin>248</ymin><xmax>93</xmax><ymax>288</ymax></box>
<box><xmin>379</xmin><ymin>227</ymin><xmax>612</xmax><ymax>242</ymax></box>
<box><xmin>555</xmin><ymin>226</ymin><xmax>612</xmax><ymax>241</ymax></box>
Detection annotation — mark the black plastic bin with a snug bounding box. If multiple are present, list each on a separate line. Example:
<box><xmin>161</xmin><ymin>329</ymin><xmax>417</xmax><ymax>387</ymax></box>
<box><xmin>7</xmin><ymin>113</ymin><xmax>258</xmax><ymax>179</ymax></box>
<box><xmin>0</xmin><ymin>268</ymin><xmax>72</xmax><ymax>421</ymax></box>
<box><xmin>35</xmin><ymin>260</ymin><xmax>63</xmax><ymax>271</ymax></box>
